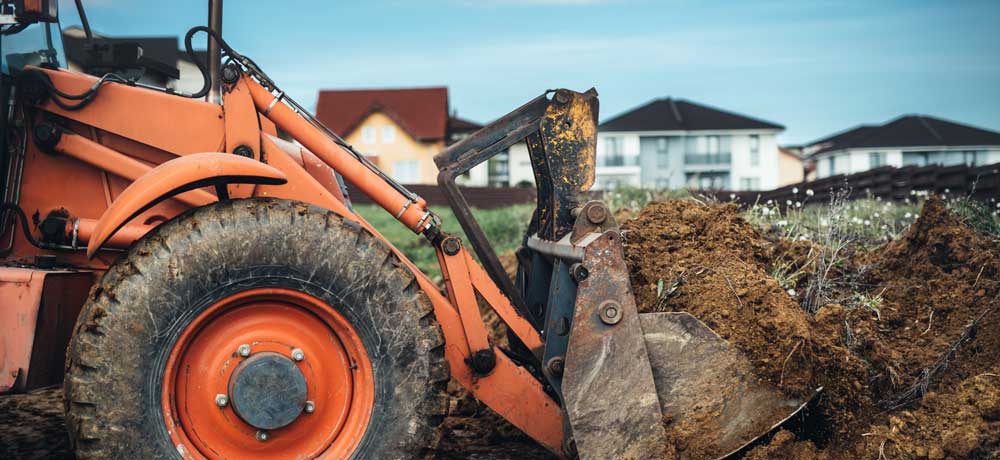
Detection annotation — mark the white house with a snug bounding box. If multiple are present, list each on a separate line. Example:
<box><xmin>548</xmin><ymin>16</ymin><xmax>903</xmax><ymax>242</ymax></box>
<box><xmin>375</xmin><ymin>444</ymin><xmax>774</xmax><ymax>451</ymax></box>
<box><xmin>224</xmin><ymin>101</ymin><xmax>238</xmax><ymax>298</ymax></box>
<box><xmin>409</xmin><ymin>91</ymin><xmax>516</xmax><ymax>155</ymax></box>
<box><xmin>807</xmin><ymin>115</ymin><xmax>1000</xmax><ymax>179</ymax></box>
<box><xmin>595</xmin><ymin>98</ymin><xmax>787</xmax><ymax>190</ymax></box>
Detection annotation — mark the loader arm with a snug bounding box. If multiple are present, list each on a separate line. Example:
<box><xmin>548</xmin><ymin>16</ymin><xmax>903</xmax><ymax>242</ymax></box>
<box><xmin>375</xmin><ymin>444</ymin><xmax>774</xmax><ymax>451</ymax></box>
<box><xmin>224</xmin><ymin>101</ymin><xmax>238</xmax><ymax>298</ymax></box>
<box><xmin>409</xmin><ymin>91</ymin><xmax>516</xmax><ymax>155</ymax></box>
<box><xmin>2</xmin><ymin>14</ymin><xmax>814</xmax><ymax>457</ymax></box>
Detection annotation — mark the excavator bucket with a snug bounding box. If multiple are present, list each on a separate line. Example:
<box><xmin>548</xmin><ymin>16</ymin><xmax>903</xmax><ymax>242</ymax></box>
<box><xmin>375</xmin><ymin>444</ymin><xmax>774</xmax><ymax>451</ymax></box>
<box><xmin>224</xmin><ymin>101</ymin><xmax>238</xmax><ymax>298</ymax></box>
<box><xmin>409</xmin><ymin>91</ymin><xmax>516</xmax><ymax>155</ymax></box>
<box><xmin>560</xmin><ymin>226</ymin><xmax>816</xmax><ymax>460</ymax></box>
<box><xmin>640</xmin><ymin>312</ymin><xmax>816</xmax><ymax>459</ymax></box>
<box><xmin>432</xmin><ymin>88</ymin><xmax>816</xmax><ymax>459</ymax></box>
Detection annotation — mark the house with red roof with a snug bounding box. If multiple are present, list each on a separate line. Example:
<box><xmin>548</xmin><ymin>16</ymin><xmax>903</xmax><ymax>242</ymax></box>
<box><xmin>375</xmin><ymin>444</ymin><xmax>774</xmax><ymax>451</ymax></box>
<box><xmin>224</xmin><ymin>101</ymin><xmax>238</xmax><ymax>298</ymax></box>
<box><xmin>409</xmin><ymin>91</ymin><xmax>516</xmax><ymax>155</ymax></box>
<box><xmin>315</xmin><ymin>86</ymin><xmax>483</xmax><ymax>185</ymax></box>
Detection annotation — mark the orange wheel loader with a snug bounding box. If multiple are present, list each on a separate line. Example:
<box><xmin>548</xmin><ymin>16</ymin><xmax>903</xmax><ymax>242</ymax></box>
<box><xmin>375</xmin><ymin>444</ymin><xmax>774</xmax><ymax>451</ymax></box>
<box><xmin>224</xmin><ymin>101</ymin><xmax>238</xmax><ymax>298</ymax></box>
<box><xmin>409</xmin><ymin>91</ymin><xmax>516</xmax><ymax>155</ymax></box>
<box><xmin>0</xmin><ymin>2</ymin><xmax>817</xmax><ymax>459</ymax></box>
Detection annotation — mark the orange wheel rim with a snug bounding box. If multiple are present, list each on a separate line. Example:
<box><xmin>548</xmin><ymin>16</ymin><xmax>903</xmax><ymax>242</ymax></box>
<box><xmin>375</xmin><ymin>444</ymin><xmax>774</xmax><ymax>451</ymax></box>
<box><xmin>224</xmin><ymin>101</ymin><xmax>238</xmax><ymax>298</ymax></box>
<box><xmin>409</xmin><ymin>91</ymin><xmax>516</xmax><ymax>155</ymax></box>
<box><xmin>162</xmin><ymin>288</ymin><xmax>374</xmax><ymax>460</ymax></box>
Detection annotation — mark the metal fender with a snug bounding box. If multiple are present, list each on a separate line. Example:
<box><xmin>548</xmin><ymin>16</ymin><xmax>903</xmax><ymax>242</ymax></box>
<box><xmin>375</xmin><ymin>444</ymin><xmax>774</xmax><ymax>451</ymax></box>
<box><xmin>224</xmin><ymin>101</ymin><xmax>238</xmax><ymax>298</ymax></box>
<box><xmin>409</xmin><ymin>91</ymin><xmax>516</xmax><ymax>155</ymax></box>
<box><xmin>86</xmin><ymin>152</ymin><xmax>287</xmax><ymax>258</ymax></box>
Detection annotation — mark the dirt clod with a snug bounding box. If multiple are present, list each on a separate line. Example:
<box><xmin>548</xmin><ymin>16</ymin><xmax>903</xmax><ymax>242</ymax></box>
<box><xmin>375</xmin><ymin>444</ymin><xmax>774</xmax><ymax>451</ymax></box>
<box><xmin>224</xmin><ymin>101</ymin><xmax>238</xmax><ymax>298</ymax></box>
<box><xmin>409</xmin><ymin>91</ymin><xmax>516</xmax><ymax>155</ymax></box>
<box><xmin>623</xmin><ymin>197</ymin><xmax>999</xmax><ymax>459</ymax></box>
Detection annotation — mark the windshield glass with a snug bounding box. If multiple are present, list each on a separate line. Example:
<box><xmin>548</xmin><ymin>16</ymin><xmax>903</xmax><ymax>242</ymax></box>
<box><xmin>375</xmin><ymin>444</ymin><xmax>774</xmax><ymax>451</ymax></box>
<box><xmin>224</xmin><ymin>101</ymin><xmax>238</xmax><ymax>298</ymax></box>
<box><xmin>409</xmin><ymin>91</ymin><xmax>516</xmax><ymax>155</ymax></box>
<box><xmin>2</xmin><ymin>21</ymin><xmax>67</xmax><ymax>75</ymax></box>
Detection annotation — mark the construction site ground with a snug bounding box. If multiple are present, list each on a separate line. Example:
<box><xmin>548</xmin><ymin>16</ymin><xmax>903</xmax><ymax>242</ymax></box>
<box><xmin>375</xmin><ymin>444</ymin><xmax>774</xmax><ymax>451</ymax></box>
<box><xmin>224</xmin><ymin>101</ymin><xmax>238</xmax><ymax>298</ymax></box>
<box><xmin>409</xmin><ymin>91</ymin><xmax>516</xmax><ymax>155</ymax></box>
<box><xmin>2</xmin><ymin>196</ymin><xmax>997</xmax><ymax>459</ymax></box>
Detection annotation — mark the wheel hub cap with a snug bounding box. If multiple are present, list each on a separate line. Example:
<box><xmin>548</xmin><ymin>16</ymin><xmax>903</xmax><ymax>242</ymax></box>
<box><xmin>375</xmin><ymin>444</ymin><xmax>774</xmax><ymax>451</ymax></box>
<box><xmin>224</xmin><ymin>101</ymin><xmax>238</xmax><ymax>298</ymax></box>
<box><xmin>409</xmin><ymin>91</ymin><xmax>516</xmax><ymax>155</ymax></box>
<box><xmin>229</xmin><ymin>352</ymin><xmax>308</xmax><ymax>430</ymax></box>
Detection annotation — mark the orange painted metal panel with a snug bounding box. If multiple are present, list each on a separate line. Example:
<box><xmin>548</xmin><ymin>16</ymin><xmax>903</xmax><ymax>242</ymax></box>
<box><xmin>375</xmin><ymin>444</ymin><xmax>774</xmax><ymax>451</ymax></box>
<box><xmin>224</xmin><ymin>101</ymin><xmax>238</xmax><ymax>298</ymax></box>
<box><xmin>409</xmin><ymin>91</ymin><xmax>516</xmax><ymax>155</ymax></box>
<box><xmin>0</xmin><ymin>268</ymin><xmax>93</xmax><ymax>393</ymax></box>
<box><xmin>253</xmin><ymin>135</ymin><xmax>342</xmax><ymax>208</ymax></box>
<box><xmin>222</xmin><ymin>78</ymin><xmax>263</xmax><ymax>199</ymax></box>
<box><xmin>0</xmin><ymin>268</ymin><xmax>44</xmax><ymax>393</ymax></box>
<box><xmin>56</xmin><ymin>133</ymin><xmax>217</xmax><ymax>207</ymax></box>
<box><xmin>86</xmin><ymin>152</ymin><xmax>287</xmax><ymax>257</ymax></box>
<box><xmin>300</xmin><ymin>148</ymin><xmax>348</xmax><ymax>203</ymax></box>
<box><xmin>34</xmin><ymin>68</ymin><xmax>226</xmax><ymax>155</ymax></box>
<box><xmin>439</xmin><ymin>245</ymin><xmax>492</xmax><ymax>354</ymax></box>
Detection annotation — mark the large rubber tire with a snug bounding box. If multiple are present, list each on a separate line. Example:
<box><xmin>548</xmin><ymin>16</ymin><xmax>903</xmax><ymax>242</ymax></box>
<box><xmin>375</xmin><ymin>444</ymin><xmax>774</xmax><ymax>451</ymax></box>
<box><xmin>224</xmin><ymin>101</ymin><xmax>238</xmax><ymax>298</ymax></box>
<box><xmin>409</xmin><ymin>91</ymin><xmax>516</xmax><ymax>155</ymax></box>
<box><xmin>64</xmin><ymin>199</ymin><xmax>449</xmax><ymax>460</ymax></box>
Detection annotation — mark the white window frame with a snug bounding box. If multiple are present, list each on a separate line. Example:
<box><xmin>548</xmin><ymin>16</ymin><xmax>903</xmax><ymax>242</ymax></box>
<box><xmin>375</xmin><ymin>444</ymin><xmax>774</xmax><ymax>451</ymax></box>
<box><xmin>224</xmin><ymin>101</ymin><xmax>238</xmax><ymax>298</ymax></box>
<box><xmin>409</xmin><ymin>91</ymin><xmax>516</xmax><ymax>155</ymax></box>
<box><xmin>869</xmin><ymin>151</ymin><xmax>886</xmax><ymax>168</ymax></box>
<box><xmin>392</xmin><ymin>160</ymin><xmax>421</xmax><ymax>183</ymax></box>
<box><xmin>361</xmin><ymin>126</ymin><xmax>376</xmax><ymax>144</ymax></box>
<box><xmin>381</xmin><ymin>125</ymin><xmax>396</xmax><ymax>144</ymax></box>
<box><xmin>740</xmin><ymin>177</ymin><xmax>761</xmax><ymax>191</ymax></box>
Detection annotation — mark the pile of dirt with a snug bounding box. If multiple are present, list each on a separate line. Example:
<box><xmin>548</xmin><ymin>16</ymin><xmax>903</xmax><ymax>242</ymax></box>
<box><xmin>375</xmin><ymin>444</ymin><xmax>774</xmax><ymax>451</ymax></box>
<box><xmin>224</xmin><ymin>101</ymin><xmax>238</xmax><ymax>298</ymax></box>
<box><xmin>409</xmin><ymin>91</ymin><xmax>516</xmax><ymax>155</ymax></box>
<box><xmin>621</xmin><ymin>201</ymin><xmax>868</xmax><ymax>426</ymax></box>
<box><xmin>621</xmin><ymin>197</ymin><xmax>1000</xmax><ymax>459</ymax></box>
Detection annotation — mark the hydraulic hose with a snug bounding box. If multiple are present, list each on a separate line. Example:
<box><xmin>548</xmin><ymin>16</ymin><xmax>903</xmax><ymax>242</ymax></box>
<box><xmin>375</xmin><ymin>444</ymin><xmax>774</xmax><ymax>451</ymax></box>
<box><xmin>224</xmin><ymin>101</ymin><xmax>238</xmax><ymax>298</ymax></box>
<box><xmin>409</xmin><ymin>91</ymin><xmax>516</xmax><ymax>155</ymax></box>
<box><xmin>0</xmin><ymin>202</ymin><xmax>41</xmax><ymax>247</ymax></box>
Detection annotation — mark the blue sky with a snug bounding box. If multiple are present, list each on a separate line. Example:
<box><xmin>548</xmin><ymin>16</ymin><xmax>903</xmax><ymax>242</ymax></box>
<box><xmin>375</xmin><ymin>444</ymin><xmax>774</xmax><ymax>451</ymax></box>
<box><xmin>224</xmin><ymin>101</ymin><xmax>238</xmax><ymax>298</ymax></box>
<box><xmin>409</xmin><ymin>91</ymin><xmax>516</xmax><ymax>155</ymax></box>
<box><xmin>57</xmin><ymin>0</ymin><xmax>1000</xmax><ymax>144</ymax></box>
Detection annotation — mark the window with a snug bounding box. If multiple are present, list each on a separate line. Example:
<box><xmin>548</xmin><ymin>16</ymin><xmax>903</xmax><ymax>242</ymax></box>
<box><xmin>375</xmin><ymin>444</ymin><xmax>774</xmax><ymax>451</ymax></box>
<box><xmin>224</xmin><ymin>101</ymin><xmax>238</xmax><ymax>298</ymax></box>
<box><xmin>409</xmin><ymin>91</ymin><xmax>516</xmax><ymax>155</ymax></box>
<box><xmin>392</xmin><ymin>160</ymin><xmax>421</xmax><ymax>183</ymax></box>
<box><xmin>749</xmin><ymin>135</ymin><xmax>760</xmax><ymax>166</ymax></box>
<box><xmin>964</xmin><ymin>150</ymin><xmax>984</xmax><ymax>166</ymax></box>
<box><xmin>902</xmin><ymin>152</ymin><xmax>927</xmax><ymax>167</ymax></box>
<box><xmin>605</xmin><ymin>137</ymin><xmax>622</xmax><ymax>155</ymax></box>
<box><xmin>381</xmin><ymin>125</ymin><xmax>396</xmax><ymax>144</ymax></box>
<box><xmin>740</xmin><ymin>177</ymin><xmax>761</xmax><ymax>191</ymax></box>
<box><xmin>657</xmin><ymin>151</ymin><xmax>670</xmax><ymax>168</ymax></box>
<box><xmin>684</xmin><ymin>135</ymin><xmax>732</xmax><ymax>165</ymax></box>
<box><xmin>488</xmin><ymin>153</ymin><xmax>510</xmax><ymax>187</ymax></box>
<box><xmin>869</xmin><ymin>152</ymin><xmax>886</xmax><ymax>168</ymax></box>
<box><xmin>656</xmin><ymin>138</ymin><xmax>670</xmax><ymax>168</ymax></box>
<box><xmin>827</xmin><ymin>156</ymin><xmax>836</xmax><ymax>176</ymax></box>
<box><xmin>361</xmin><ymin>126</ymin><xmax>376</xmax><ymax>144</ymax></box>
<box><xmin>707</xmin><ymin>136</ymin><xmax>720</xmax><ymax>154</ymax></box>
<box><xmin>685</xmin><ymin>172</ymin><xmax>729</xmax><ymax>190</ymax></box>
<box><xmin>603</xmin><ymin>137</ymin><xmax>624</xmax><ymax>167</ymax></box>
<box><xmin>833</xmin><ymin>155</ymin><xmax>849</xmax><ymax>175</ymax></box>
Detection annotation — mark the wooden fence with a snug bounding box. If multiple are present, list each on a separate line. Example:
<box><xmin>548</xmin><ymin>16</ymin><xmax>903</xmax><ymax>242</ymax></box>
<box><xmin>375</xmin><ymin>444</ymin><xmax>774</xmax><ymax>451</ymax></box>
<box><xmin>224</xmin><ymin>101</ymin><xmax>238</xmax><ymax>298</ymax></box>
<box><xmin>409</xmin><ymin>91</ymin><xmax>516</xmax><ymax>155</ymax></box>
<box><xmin>706</xmin><ymin>162</ymin><xmax>1000</xmax><ymax>207</ymax></box>
<box><xmin>346</xmin><ymin>162</ymin><xmax>1000</xmax><ymax>211</ymax></box>
<box><xmin>345</xmin><ymin>183</ymin><xmax>537</xmax><ymax>209</ymax></box>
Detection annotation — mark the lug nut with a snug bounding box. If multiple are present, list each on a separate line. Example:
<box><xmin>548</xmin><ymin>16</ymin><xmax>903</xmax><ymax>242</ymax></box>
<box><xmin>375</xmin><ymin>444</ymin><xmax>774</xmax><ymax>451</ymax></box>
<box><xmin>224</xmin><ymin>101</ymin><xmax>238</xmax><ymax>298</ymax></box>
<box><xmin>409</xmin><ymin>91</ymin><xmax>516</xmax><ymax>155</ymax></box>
<box><xmin>304</xmin><ymin>401</ymin><xmax>315</xmax><ymax>414</ymax></box>
<box><xmin>256</xmin><ymin>431</ymin><xmax>270</xmax><ymax>442</ymax></box>
<box><xmin>214</xmin><ymin>394</ymin><xmax>229</xmax><ymax>408</ymax></box>
<box><xmin>291</xmin><ymin>348</ymin><xmax>305</xmax><ymax>362</ymax></box>
<box><xmin>237</xmin><ymin>344</ymin><xmax>251</xmax><ymax>357</ymax></box>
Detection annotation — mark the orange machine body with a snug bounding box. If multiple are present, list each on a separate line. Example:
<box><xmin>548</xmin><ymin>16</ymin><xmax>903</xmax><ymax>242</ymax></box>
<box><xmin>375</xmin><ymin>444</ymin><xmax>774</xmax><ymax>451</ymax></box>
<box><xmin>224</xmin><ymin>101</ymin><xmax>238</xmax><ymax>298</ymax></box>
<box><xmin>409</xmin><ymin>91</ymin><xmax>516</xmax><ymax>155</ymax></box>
<box><xmin>1</xmin><ymin>67</ymin><xmax>564</xmax><ymax>454</ymax></box>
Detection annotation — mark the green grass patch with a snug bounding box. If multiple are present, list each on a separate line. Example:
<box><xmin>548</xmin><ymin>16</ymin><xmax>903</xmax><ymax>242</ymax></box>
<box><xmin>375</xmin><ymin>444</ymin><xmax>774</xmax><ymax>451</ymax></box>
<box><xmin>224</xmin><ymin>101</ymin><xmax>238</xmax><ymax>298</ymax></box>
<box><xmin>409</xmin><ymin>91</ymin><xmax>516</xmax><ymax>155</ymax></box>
<box><xmin>353</xmin><ymin>203</ymin><xmax>536</xmax><ymax>277</ymax></box>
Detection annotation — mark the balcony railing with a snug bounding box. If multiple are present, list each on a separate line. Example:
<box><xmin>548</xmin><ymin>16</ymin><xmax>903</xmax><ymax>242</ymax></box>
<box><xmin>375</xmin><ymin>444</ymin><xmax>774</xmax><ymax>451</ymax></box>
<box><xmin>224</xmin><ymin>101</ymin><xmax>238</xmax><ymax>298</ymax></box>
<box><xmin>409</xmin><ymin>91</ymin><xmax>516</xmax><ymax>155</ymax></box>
<box><xmin>684</xmin><ymin>152</ymin><xmax>731</xmax><ymax>165</ymax></box>
<box><xmin>598</xmin><ymin>155</ymin><xmax>639</xmax><ymax>167</ymax></box>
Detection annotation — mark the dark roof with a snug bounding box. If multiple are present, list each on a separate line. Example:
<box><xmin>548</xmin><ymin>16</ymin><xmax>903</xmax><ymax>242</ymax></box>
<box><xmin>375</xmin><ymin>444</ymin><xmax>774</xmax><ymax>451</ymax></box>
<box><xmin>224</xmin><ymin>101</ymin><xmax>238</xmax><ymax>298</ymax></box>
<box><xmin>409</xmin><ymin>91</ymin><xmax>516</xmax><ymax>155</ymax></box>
<box><xmin>808</xmin><ymin>115</ymin><xmax>1000</xmax><ymax>155</ymax></box>
<box><xmin>600</xmin><ymin>98</ymin><xmax>784</xmax><ymax>132</ymax></box>
<box><xmin>315</xmin><ymin>87</ymin><xmax>449</xmax><ymax>141</ymax></box>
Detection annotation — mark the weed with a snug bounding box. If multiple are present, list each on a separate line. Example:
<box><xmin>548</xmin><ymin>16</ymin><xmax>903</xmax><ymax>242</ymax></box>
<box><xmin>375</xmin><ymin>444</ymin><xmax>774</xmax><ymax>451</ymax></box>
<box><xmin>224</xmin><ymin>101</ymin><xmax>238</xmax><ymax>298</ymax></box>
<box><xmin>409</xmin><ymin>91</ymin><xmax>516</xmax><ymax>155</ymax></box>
<box><xmin>600</xmin><ymin>187</ymin><xmax>690</xmax><ymax>212</ymax></box>
<box><xmin>948</xmin><ymin>196</ymin><xmax>1000</xmax><ymax>237</ymax></box>
<box><xmin>849</xmin><ymin>289</ymin><xmax>885</xmax><ymax>320</ymax></box>
<box><xmin>354</xmin><ymin>203</ymin><xmax>535</xmax><ymax>277</ymax></box>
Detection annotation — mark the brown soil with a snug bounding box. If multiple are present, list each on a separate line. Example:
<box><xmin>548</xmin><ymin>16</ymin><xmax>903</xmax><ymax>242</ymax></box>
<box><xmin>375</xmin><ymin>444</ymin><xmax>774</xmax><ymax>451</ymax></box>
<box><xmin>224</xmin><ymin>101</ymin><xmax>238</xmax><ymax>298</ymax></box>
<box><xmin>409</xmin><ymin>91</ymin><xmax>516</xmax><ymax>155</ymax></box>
<box><xmin>4</xmin><ymin>199</ymin><xmax>996</xmax><ymax>460</ymax></box>
<box><xmin>622</xmin><ymin>201</ymin><xmax>868</xmax><ymax>432</ymax></box>
<box><xmin>622</xmin><ymin>197</ymin><xmax>1000</xmax><ymax>459</ymax></box>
